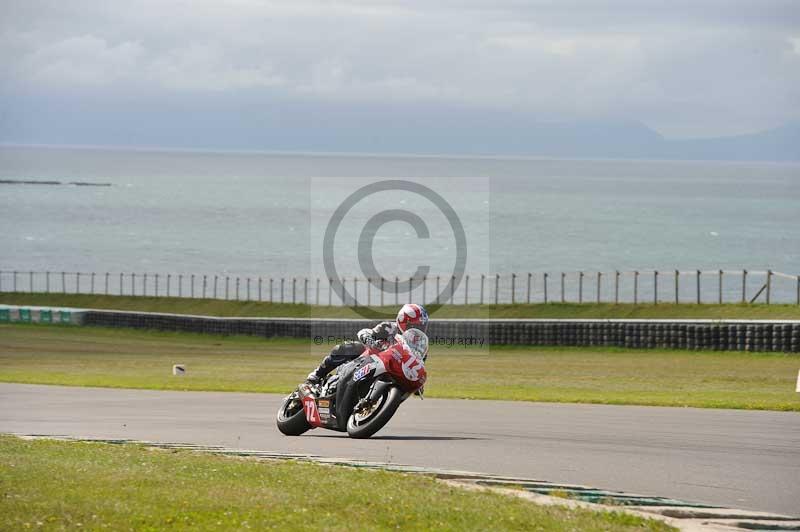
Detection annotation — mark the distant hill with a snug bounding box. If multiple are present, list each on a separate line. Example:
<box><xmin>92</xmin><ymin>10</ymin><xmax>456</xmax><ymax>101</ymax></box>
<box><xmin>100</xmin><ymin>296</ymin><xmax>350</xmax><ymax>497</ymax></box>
<box><xmin>1</xmin><ymin>90</ymin><xmax>797</xmax><ymax>161</ymax></box>
<box><xmin>663</xmin><ymin>122</ymin><xmax>800</xmax><ymax>162</ymax></box>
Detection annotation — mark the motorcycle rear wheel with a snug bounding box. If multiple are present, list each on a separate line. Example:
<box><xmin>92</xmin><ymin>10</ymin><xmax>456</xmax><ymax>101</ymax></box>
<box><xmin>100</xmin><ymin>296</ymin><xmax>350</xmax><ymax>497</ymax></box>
<box><xmin>276</xmin><ymin>393</ymin><xmax>311</xmax><ymax>436</ymax></box>
<box><xmin>346</xmin><ymin>386</ymin><xmax>404</xmax><ymax>439</ymax></box>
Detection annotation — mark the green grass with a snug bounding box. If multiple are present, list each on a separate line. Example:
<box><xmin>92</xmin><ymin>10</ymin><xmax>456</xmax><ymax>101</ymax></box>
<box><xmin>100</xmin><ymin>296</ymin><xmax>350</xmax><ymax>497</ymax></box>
<box><xmin>1</xmin><ymin>324</ymin><xmax>798</xmax><ymax>411</ymax></box>
<box><xmin>2</xmin><ymin>292</ymin><xmax>800</xmax><ymax>319</ymax></box>
<box><xmin>0</xmin><ymin>435</ymin><xmax>673</xmax><ymax>531</ymax></box>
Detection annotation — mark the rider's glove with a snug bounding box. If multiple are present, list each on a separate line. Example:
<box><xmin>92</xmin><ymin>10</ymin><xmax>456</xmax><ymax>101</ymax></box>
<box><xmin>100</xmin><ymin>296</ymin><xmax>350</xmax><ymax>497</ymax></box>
<box><xmin>361</xmin><ymin>336</ymin><xmax>385</xmax><ymax>351</ymax></box>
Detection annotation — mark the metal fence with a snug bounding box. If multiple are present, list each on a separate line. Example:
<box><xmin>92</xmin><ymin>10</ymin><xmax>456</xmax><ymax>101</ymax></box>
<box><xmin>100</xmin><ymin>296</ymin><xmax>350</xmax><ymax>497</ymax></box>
<box><xmin>1</xmin><ymin>269</ymin><xmax>798</xmax><ymax>305</ymax></box>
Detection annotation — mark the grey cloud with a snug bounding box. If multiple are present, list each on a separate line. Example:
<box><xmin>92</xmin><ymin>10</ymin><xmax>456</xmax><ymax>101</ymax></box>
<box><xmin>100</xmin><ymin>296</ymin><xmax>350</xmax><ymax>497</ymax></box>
<box><xmin>0</xmin><ymin>0</ymin><xmax>798</xmax><ymax>139</ymax></box>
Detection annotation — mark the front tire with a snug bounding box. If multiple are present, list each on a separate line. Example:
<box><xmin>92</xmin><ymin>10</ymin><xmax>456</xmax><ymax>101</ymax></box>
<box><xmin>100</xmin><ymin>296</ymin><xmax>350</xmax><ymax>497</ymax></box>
<box><xmin>346</xmin><ymin>386</ymin><xmax>405</xmax><ymax>439</ymax></box>
<box><xmin>276</xmin><ymin>393</ymin><xmax>311</xmax><ymax>436</ymax></box>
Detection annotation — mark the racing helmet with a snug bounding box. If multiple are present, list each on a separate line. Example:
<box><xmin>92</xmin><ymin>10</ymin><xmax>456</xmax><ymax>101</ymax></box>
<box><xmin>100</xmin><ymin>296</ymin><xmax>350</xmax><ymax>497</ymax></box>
<box><xmin>396</xmin><ymin>303</ymin><xmax>429</xmax><ymax>333</ymax></box>
<box><xmin>402</xmin><ymin>328</ymin><xmax>429</xmax><ymax>361</ymax></box>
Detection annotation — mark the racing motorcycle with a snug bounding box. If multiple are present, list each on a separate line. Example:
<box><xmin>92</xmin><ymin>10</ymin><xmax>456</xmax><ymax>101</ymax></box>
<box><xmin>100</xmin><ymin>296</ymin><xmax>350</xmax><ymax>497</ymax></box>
<box><xmin>276</xmin><ymin>328</ymin><xmax>428</xmax><ymax>439</ymax></box>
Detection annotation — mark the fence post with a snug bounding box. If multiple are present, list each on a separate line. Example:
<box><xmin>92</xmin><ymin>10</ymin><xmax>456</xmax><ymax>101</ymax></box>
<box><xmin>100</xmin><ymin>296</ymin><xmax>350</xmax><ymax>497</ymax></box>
<box><xmin>280</xmin><ymin>278</ymin><xmax>284</xmax><ymax>303</ymax></box>
<box><xmin>367</xmin><ymin>278</ymin><xmax>371</xmax><ymax>306</ymax></box>
<box><xmin>47</xmin><ymin>271</ymin><xmax>51</xmax><ymax>293</ymax></box>
<box><xmin>29</xmin><ymin>271</ymin><xmax>34</xmax><ymax>293</ymax></box>
<box><xmin>105</xmin><ymin>272</ymin><xmax>109</xmax><ymax>295</ymax></box>
<box><xmin>225</xmin><ymin>276</ymin><xmax>229</xmax><ymax>300</ymax></box>
<box><xmin>63</xmin><ymin>271</ymin><xmax>67</xmax><ymax>294</ymax></box>
<box><xmin>718</xmin><ymin>270</ymin><xmax>723</xmax><ymax>304</ymax></box>
<box><xmin>527</xmin><ymin>273</ymin><xmax>532</xmax><ymax>303</ymax></box>
<box><xmin>450</xmin><ymin>274</ymin><xmax>456</xmax><ymax>304</ymax></box>
<box><xmin>409</xmin><ymin>277</ymin><xmax>413</xmax><ymax>301</ymax></box>
<box><xmin>74</xmin><ymin>272</ymin><xmax>80</xmax><ymax>294</ymax></box>
<box><xmin>236</xmin><ymin>277</ymin><xmax>240</xmax><ymax>301</ymax></box>
<box><xmin>480</xmin><ymin>274</ymin><xmax>485</xmax><ymax>304</ymax></box>
<box><xmin>436</xmin><ymin>276</ymin><xmax>440</xmax><ymax>304</ymax></box>
<box><xmin>543</xmin><ymin>272</ymin><xmax>548</xmax><ymax>303</ymax></box>
<box><xmin>614</xmin><ymin>271</ymin><xmax>619</xmax><ymax>304</ymax></box>
<box><xmin>578</xmin><ymin>271</ymin><xmax>583</xmax><ymax>303</ymax></box>
<box><xmin>395</xmin><ymin>276</ymin><xmax>399</xmax><ymax>305</ymax></box>
<box><xmin>131</xmin><ymin>273</ymin><xmax>135</xmax><ymax>296</ymax></box>
<box><xmin>203</xmin><ymin>275</ymin><xmax>207</xmax><ymax>299</ymax></box>
<box><xmin>293</xmin><ymin>278</ymin><xmax>297</xmax><ymax>304</ymax></box>
<box><xmin>316</xmin><ymin>278</ymin><xmax>320</xmax><ymax>305</ymax></box>
<box><xmin>328</xmin><ymin>278</ymin><xmax>332</xmax><ymax>306</ymax></box>
<box><xmin>596</xmin><ymin>272</ymin><xmax>601</xmax><ymax>303</ymax></box>
<box><xmin>180</xmin><ymin>274</ymin><xmax>184</xmax><ymax>298</ymax></box>
<box><xmin>247</xmin><ymin>278</ymin><xmax>251</xmax><ymax>301</ymax></box>
<box><xmin>511</xmin><ymin>273</ymin><xmax>516</xmax><ymax>304</ymax></box>
<box><xmin>465</xmin><ymin>275</ymin><xmax>470</xmax><ymax>304</ymax></box>
<box><xmin>422</xmin><ymin>276</ymin><xmax>427</xmax><ymax>304</ymax></box>
<box><xmin>214</xmin><ymin>276</ymin><xmax>219</xmax><ymax>299</ymax></box>
<box><xmin>167</xmin><ymin>274</ymin><xmax>171</xmax><ymax>297</ymax></box>
<box><xmin>674</xmin><ymin>270</ymin><xmax>679</xmax><ymax>304</ymax></box>
<box><xmin>653</xmin><ymin>270</ymin><xmax>658</xmax><ymax>305</ymax></box>
<box><xmin>13</xmin><ymin>270</ymin><xmax>17</xmax><ymax>292</ymax></box>
<box><xmin>560</xmin><ymin>272</ymin><xmax>565</xmax><ymax>303</ymax></box>
<box><xmin>495</xmin><ymin>274</ymin><xmax>500</xmax><ymax>305</ymax></box>
<box><xmin>143</xmin><ymin>273</ymin><xmax>147</xmax><ymax>296</ymax></box>
<box><xmin>696</xmin><ymin>270</ymin><xmax>701</xmax><ymax>304</ymax></box>
<box><xmin>766</xmin><ymin>270</ymin><xmax>772</xmax><ymax>305</ymax></box>
<box><xmin>633</xmin><ymin>271</ymin><xmax>639</xmax><ymax>305</ymax></box>
<box><xmin>191</xmin><ymin>275</ymin><xmax>195</xmax><ymax>298</ymax></box>
<box><xmin>380</xmin><ymin>278</ymin><xmax>384</xmax><ymax>307</ymax></box>
<box><xmin>352</xmin><ymin>278</ymin><xmax>356</xmax><ymax>306</ymax></box>
<box><xmin>119</xmin><ymin>273</ymin><xmax>123</xmax><ymax>295</ymax></box>
<box><xmin>341</xmin><ymin>278</ymin><xmax>346</xmax><ymax>306</ymax></box>
<box><xmin>155</xmin><ymin>274</ymin><xmax>158</xmax><ymax>296</ymax></box>
<box><xmin>304</xmin><ymin>278</ymin><xmax>308</xmax><ymax>304</ymax></box>
<box><xmin>796</xmin><ymin>275</ymin><xmax>799</xmax><ymax>306</ymax></box>
<box><xmin>741</xmin><ymin>270</ymin><xmax>747</xmax><ymax>303</ymax></box>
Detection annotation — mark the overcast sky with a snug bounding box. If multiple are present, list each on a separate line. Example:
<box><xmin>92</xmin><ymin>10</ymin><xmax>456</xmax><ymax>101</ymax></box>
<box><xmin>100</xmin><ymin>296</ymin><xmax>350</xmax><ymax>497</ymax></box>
<box><xmin>1</xmin><ymin>0</ymin><xmax>798</xmax><ymax>149</ymax></box>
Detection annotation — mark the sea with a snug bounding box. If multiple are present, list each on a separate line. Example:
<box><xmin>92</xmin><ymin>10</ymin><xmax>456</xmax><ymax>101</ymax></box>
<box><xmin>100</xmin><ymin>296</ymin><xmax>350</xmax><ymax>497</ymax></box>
<box><xmin>1</xmin><ymin>145</ymin><xmax>798</xmax><ymax>303</ymax></box>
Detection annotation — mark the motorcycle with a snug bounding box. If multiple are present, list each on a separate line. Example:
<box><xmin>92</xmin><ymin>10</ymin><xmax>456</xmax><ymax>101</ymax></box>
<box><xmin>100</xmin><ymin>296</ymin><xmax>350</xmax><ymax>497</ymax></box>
<box><xmin>276</xmin><ymin>328</ymin><xmax>428</xmax><ymax>439</ymax></box>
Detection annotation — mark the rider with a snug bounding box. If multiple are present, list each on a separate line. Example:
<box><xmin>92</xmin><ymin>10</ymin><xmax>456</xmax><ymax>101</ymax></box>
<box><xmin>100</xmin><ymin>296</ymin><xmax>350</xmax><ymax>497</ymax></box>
<box><xmin>306</xmin><ymin>303</ymin><xmax>429</xmax><ymax>384</ymax></box>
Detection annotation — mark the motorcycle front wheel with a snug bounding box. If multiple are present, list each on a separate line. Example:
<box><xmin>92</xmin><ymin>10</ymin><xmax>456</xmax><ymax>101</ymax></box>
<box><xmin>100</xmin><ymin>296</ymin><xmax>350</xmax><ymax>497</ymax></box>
<box><xmin>346</xmin><ymin>385</ymin><xmax>405</xmax><ymax>439</ymax></box>
<box><xmin>276</xmin><ymin>393</ymin><xmax>311</xmax><ymax>436</ymax></box>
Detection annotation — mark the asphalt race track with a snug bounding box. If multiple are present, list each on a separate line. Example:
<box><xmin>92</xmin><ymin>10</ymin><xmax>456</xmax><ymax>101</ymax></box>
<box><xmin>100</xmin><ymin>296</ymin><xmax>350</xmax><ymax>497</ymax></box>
<box><xmin>1</xmin><ymin>383</ymin><xmax>798</xmax><ymax>515</ymax></box>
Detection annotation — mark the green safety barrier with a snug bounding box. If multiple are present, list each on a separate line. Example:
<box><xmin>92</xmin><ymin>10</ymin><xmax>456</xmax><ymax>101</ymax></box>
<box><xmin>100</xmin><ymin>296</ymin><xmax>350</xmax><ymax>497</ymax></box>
<box><xmin>19</xmin><ymin>308</ymin><xmax>31</xmax><ymax>322</ymax></box>
<box><xmin>59</xmin><ymin>311</ymin><xmax>72</xmax><ymax>324</ymax></box>
<box><xmin>40</xmin><ymin>309</ymin><xmax>53</xmax><ymax>323</ymax></box>
<box><xmin>0</xmin><ymin>309</ymin><xmax>9</xmax><ymax>322</ymax></box>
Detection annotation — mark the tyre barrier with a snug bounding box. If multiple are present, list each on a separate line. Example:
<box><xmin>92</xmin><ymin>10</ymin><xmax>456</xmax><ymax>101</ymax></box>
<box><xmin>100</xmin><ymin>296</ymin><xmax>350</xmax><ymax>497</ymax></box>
<box><xmin>3</xmin><ymin>305</ymin><xmax>798</xmax><ymax>352</ymax></box>
<box><xmin>81</xmin><ymin>310</ymin><xmax>799</xmax><ymax>352</ymax></box>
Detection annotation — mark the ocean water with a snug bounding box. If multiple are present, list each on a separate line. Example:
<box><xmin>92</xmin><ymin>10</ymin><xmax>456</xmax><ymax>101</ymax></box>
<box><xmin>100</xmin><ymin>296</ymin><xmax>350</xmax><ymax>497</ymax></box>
<box><xmin>1</xmin><ymin>146</ymin><xmax>798</xmax><ymax>303</ymax></box>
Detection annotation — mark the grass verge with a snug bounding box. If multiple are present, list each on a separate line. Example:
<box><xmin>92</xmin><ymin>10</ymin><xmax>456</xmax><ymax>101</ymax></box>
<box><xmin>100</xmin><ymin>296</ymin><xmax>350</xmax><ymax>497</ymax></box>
<box><xmin>1</xmin><ymin>324</ymin><xmax>798</xmax><ymax>410</ymax></box>
<box><xmin>2</xmin><ymin>292</ymin><xmax>800</xmax><ymax>319</ymax></box>
<box><xmin>0</xmin><ymin>435</ymin><xmax>673</xmax><ymax>531</ymax></box>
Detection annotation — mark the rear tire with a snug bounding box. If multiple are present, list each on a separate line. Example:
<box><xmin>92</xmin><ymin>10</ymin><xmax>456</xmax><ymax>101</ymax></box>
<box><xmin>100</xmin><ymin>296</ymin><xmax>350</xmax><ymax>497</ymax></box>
<box><xmin>276</xmin><ymin>394</ymin><xmax>311</xmax><ymax>436</ymax></box>
<box><xmin>346</xmin><ymin>386</ymin><xmax>404</xmax><ymax>439</ymax></box>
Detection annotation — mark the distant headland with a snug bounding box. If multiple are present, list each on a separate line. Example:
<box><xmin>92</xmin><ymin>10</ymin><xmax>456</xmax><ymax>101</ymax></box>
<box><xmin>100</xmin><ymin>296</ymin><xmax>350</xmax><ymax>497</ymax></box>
<box><xmin>0</xmin><ymin>179</ymin><xmax>112</xmax><ymax>187</ymax></box>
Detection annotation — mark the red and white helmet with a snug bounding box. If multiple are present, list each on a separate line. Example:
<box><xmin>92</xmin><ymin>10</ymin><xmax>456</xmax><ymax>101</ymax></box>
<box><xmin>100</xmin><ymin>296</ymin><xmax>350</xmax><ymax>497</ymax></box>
<box><xmin>396</xmin><ymin>303</ymin><xmax>429</xmax><ymax>333</ymax></box>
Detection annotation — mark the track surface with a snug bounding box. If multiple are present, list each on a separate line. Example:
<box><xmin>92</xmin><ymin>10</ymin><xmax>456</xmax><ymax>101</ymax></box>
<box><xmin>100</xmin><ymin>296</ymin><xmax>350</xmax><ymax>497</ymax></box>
<box><xmin>1</xmin><ymin>383</ymin><xmax>798</xmax><ymax>515</ymax></box>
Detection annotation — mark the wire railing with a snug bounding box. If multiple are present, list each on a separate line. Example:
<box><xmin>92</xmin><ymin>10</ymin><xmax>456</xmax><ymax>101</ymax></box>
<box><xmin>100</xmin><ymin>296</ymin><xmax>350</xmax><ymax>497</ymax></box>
<box><xmin>1</xmin><ymin>269</ymin><xmax>798</xmax><ymax>305</ymax></box>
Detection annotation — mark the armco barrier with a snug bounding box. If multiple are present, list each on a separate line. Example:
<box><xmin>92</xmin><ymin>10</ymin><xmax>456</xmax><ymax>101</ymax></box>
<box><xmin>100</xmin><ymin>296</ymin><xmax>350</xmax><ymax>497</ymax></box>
<box><xmin>3</xmin><ymin>306</ymin><xmax>798</xmax><ymax>352</ymax></box>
